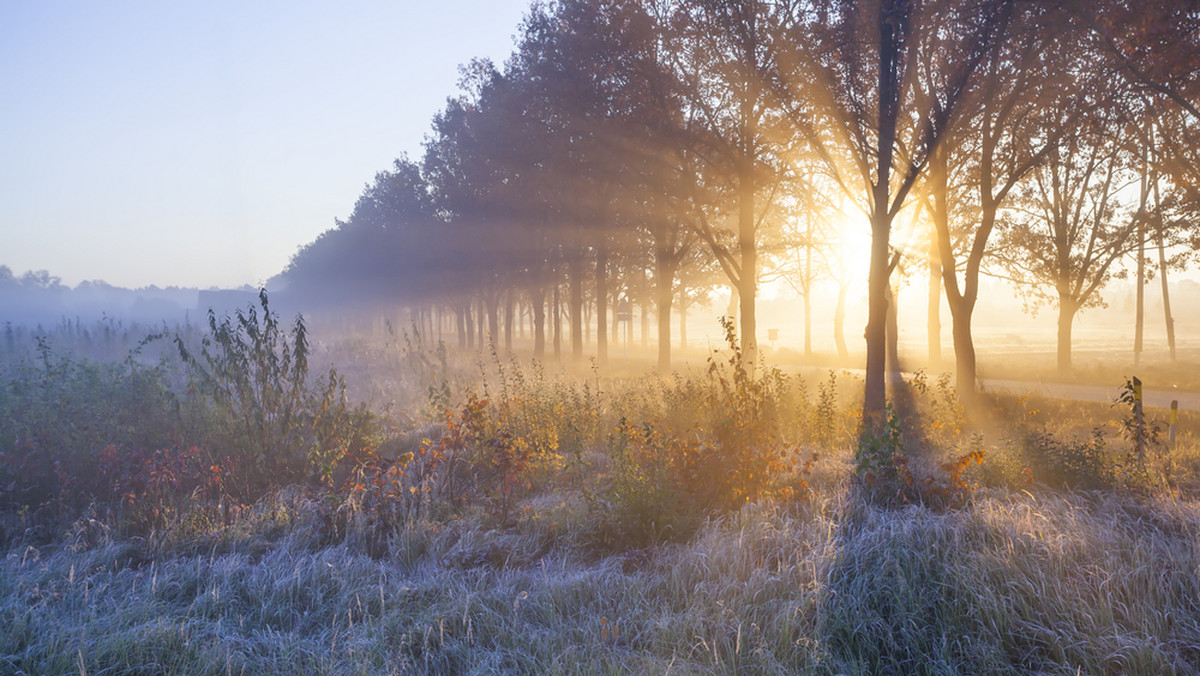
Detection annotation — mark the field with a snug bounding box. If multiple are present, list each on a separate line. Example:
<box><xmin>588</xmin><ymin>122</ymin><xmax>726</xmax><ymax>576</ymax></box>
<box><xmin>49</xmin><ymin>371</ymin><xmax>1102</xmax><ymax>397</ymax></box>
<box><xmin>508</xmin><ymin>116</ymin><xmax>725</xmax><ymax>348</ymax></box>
<box><xmin>3</xmin><ymin>303</ymin><xmax>1200</xmax><ymax>674</ymax></box>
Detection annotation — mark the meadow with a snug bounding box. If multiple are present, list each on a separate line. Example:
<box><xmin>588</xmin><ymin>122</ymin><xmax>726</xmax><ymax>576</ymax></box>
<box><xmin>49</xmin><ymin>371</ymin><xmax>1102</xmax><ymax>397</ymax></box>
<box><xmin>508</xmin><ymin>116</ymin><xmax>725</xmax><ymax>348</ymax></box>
<box><xmin>3</xmin><ymin>298</ymin><xmax>1200</xmax><ymax>675</ymax></box>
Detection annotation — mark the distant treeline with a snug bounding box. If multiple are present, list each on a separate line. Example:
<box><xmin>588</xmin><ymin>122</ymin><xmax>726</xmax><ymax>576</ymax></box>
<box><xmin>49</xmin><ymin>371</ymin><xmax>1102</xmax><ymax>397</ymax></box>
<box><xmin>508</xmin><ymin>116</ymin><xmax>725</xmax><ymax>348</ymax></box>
<box><xmin>0</xmin><ymin>265</ymin><xmax>257</xmax><ymax>327</ymax></box>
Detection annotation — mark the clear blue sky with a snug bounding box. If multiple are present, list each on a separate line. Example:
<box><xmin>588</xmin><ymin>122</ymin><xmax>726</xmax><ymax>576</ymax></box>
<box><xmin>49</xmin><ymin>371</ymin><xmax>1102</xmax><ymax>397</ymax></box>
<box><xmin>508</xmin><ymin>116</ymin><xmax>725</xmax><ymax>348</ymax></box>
<box><xmin>0</xmin><ymin>0</ymin><xmax>531</xmax><ymax>289</ymax></box>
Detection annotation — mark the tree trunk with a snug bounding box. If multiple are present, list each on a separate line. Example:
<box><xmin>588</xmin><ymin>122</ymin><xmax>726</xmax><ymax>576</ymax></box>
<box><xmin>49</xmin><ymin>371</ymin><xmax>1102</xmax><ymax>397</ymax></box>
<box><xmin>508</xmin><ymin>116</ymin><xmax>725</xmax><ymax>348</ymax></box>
<box><xmin>465</xmin><ymin>302</ymin><xmax>476</xmax><ymax>350</ymax></box>
<box><xmin>1056</xmin><ymin>301</ymin><xmax>1077</xmax><ymax>374</ymax></box>
<box><xmin>486</xmin><ymin>296</ymin><xmax>499</xmax><ymax>349</ymax></box>
<box><xmin>943</xmin><ymin>202</ymin><xmax>992</xmax><ymax>402</ymax></box>
<box><xmin>612</xmin><ymin>291</ymin><xmax>620</xmax><ymax>345</ymax></box>
<box><xmin>738</xmin><ymin>174</ymin><xmax>757</xmax><ymax>366</ymax></box>
<box><xmin>657</xmin><ymin>273</ymin><xmax>673</xmax><ymax>370</ymax></box>
<box><xmin>1158</xmin><ymin>224</ymin><xmax>1177</xmax><ymax>361</ymax></box>
<box><xmin>662</xmin><ymin>288</ymin><xmax>672</xmax><ymax>372</ymax></box>
<box><xmin>553</xmin><ymin>277</ymin><xmax>562</xmax><ymax>361</ymax></box>
<box><xmin>680</xmin><ymin>298</ymin><xmax>689</xmax><ymax>350</ymax></box>
<box><xmin>951</xmin><ymin>302</ymin><xmax>976</xmax><ymax>392</ymax></box>
<box><xmin>533</xmin><ymin>286</ymin><xmax>546</xmax><ymax>360</ymax></box>
<box><xmin>476</xmin><ymin>298</ymin><xmax>485</xmax><ymax>347</ymax></box>
<box><xmin>584</xmin><ymin>297</ymin><xmax>592</xmax><ymax>346</ymax></box>
<box><xmin>641</xmin><ymin>293</ymin><xmax>650</xmax><ymax>350</ymax></box>
<box><xmin>864</xmin><ymin>205</ymin><xmax>891</xmax><ymax>425</ymax></box>
<box><xmin>927</xmin><ymin>223</ymin><xmax>942</xmax><ymax>367</ymax></box>
<box><xmin>803</xmin><ymin>235</ymin><xmax>813</xmax><ymax>356</ymax></box>
<box><xmin>1153</xmin><ymin>172</ymin><xmax>1177</xmax><ymax>361</ymax></box>
<box><xmin>834</xmin><ymin>280</ymin><xmax>849</xmax><ymax>360</ymax></box>
<box><xmin>863</xmin><ymin>0</ymin><xmax>903</xmax><ymax>429</ymax></box>
<box><xmin>1135</xmin><ymin>195</ymin><xmax>1145</xmax><ymax>367</ymax></box>
<box><xmin>518</xmin><ymin>297</ymin><xmax>526</xmax><ymax>340</ymax></box>
<box><xmin>503</xmin><ymin>291</ymin><xmax>514</xmax><ymax>354</ymax></box>
<box><xmin>596</xmin><ymin>244</ymin><xmax>608</xmax><ymax>365</ymax></box>
<box><xmin>886</xmin><ymin>284</ymin><xmax>901</xmax><ymax>381</ymax></box>
<box><xmin>456</xmin><ymin>306</ymin><xmax>467</xmax><ymax>350</ymax></box>
<box><xmin>569</xmin><ymin>256</ymin><xmax>583</xmax><ymax>360</ymax></box>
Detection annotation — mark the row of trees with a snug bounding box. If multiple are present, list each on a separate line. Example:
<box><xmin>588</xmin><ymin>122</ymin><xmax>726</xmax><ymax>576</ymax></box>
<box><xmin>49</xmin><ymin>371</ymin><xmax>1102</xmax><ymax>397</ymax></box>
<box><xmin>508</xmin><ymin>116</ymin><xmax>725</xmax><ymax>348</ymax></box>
<box><xmin>280</xmin><ymin>0</ymin><xmax>1200</xmax><ymax>426</ymax></box>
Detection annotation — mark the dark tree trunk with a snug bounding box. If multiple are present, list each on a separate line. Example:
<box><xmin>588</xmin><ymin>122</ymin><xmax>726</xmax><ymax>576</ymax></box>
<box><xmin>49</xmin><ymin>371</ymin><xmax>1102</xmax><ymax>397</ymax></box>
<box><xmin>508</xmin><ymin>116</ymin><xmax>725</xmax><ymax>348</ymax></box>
<box><xmin>503</xmin><ymin>291</ymin><xmax>514</xmax><ymax>354</ymax></box>
<box><xmin>553</xmin><ymin>277</ymin><xmax>562</xmax><ymax>361</ymax></box>
<box><xmin>584</xmin><ymin>297</ymin><xmax>592</xmax><ymax>346</ymax></box>
<box><xmin>738</xmin><ymin>173</ymin><xmax>757</xmax><ymax>366</ymax></box>
<box><xmin>596</xmin><ymin>244</ymin><xmax>608</xmax><ymax>365</ymax></box>
<box><xmin>864</xmin><ymin>206</ymin><xmax>894</xmax><ymax>425</ymax></box>
<box><xmin>641</xmin><ymin>292</ymin><xmax>650</xmax><ymax>350</ymax></box>
<box><xmin>863</xmin><ymin>0</ymin><xmax>903</xmax><ymax>429</ymax></box>
<box><xmin>466</xmin><ymin>303</ymin><xmax>476</xmax><ymax>350</ymax></box>
<box><xmin>612</xmin><ymin>293</ymin><xmax>619</xmax><ymax>345</ymax></box>
<box><xmin>1158</xmin><ymin>226</ymin><xmax>1177</xmax><ymax>361</ymax></box>
<box><xmin>1153</xmin><ymin>176</ymin><xmax>1177</xmax><ymax>361</ymax></box>
<box><xmin>657</xmin><ymin>276</ymin><xmax>673</xmax><ymax>371</ymax></box>
<box><xmin>533</xmin><ymin>286</ymin><xmax>546</xmax><ymax>360</ymax></box>
<box><xmin>951</xmin><ymin>303</ymin><xmax>976</xmax><ymax>392</ymax></box>
<box><xmin>1135</xmin><ymin>199</ymin><xmax>1145</xmax><ymax>367</ymax></box>
<box><xmin>1056</xmin><ymin>300</ymin><xmax>1078</xmax><ymax>374</ymax></box>
<box><xmin>456</xmin><ymin>306</ymin><xmax>466</xmax><ymax>350</ymax></box>
<box><xmin>569</xmin><ymin>256</ymin><xmax>583</xmax><ymax>360</ymax></box>
<box><xmin>927</xmin><ymin>227</ymin><xmax>942</xmax><ymax>367</ymax></box>
<box><xmin>486</xmin><ymin>296</ymin><xmax>499</xmax><ymax>349</ymax></box>
<box><xmin>886</xmin><ymin>284</ymin><xmax>901</xmax><ymax>380</ymax></box>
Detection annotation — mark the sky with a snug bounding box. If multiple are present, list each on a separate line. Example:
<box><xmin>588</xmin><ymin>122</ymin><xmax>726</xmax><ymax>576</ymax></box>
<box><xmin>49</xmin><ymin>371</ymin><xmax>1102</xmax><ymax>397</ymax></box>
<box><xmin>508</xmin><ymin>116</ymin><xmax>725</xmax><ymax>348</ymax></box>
<box><xmin>0</xmin><ymin>0</ymin><xmax>531</xmax><ymax>290</ymax></box>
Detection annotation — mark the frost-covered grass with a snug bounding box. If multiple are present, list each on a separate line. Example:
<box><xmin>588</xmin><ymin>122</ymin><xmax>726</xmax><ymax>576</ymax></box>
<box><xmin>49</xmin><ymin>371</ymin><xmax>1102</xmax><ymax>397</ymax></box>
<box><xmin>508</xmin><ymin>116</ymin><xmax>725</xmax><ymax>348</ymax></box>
<box><xmin>6</xmin><ymin>478</ymin><xmax>1200</xmax><ymax>675</ymax></box>
<box><xmin>6</xmin><ymin>322</ymin><xmax>1200</xmax><ymax>674</ymax></box>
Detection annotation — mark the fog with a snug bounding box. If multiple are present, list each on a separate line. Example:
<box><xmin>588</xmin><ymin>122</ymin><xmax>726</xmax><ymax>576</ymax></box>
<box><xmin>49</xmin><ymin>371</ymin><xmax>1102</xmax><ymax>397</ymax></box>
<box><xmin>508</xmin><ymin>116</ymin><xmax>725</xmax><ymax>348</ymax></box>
<box><xmin>4</xmin><ymin>260</ymin><xmax>1196</xmax><ymax>375</ymax></box>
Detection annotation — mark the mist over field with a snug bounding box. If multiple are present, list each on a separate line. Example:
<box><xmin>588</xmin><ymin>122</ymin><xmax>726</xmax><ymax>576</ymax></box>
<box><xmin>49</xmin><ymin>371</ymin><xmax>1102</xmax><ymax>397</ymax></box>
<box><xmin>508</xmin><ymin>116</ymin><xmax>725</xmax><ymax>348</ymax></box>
<box><xmin>6</xmin><ymin>265</ymin><xmax>1197</xmax><ymax>384</ymax></box>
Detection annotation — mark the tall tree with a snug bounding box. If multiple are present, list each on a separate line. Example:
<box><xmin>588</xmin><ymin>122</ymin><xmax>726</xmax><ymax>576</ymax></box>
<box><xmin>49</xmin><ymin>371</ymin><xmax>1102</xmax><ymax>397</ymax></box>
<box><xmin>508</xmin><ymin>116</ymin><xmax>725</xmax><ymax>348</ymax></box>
<box><xmin>928</xmin><ymin>0</ymin><xmax>1091</xmax><ymax>400</ymax></box>
<box><xmin>671</xmin><ymin>0</ymin><xmax>798</xmax><ymax>366</ymax></box>
<box><xmin>992</xmin><ymin>109</ymin><xmax>1145</xmax><ymax>372</ymax></box>
<box><xmin>782</xmin><ymin>0</ymin><xmax>1008</xmax><ymax>425</ymax></box>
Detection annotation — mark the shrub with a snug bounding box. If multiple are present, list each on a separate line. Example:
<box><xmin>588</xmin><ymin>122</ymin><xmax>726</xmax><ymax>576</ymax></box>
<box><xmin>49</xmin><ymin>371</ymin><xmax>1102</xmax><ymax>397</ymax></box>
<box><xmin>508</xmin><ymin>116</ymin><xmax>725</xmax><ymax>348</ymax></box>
<box><xmin>689</xmin><ymin>318</ymin><xmax>800</xmax><ymax>510</ymax></box>
<box><xmin>1021</xmin><ymin>427</ymin><xmax>1119</xmax><ymax>490</ymax></box>
<box><xmin>175</xmin><ymin>290</ymin><xmax>377</xmax><ymax>499</ymax></box>
<box><xmin>855</xmin><ymin>404</ymin><xmax>984</xmax><ymax>511</ymax></box>
<box><xmin>587</xmin><ymin>418</ymin><xmax>694</xmax><ymax>548</ymax></box>
<box><xmin>0</xmin><ymin>338</ymin><xmax>177</xmax><ymax>522</ymax></box>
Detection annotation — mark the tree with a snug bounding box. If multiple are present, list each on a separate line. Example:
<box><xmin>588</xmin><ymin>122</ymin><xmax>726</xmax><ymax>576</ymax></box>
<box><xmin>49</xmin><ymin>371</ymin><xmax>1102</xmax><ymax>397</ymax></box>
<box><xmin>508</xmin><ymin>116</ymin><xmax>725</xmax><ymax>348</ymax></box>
<box><xmin>781</xmin><ymin>0</ymin><xmax>1009</xmax><ymax>425</ymax></box>
<box><xmin>671</xmin><ymin>0</ymin><xmax>797</xmax><ymax>367</ymax></box>
<box><xmin>281</xmin><ymin>157</ymin><xmax>443</xmax><ymax>318</ymax></box>
<box><xmin>992</xmin><ymin>110</ymin><xmax>1144</xmax><ymax>372</ymax></box>
<box><xmin>927</xmin><ymin>0</ymin><xmax>1092</xmax><ymax>400</ymax></box>
<box><xmin>1064</xmin><ymin>0</ymin><xmax>1200</xmax><ymax>123</ymax></box>
<box><xmin>772</xmin><ymin>166</ymin><xmax>843</xmax><ymax>357</ymax></box>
